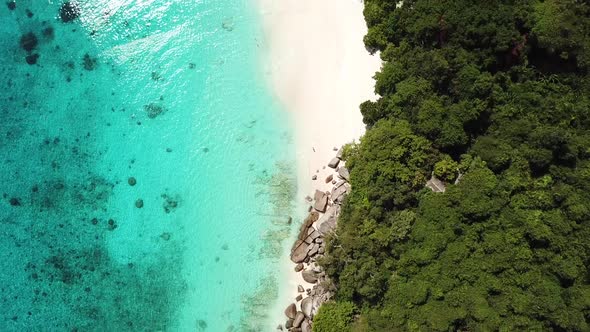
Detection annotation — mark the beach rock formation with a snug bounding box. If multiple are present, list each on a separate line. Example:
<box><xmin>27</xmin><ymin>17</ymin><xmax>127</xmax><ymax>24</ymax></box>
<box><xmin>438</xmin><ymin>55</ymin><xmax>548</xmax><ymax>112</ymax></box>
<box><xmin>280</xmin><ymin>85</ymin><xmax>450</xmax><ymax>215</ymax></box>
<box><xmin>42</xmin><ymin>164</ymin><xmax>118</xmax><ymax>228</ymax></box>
<box><xmin>327</xmin><ymin>157</ymin><xmax>339</xmax><ymax>168</ymax></box>
<box><xmin>301</xmin><ymin>297</ymin><xmax>313</xmax><ymax>318</ymax></box>
<box><xmin>301</xmin><ymin>270</ymin><xmax>318</xmax><ymax>283</ymax></box>
<box><xmin>293</xmin><ymin>312</ymin><xmax>305</xmax><ymax>328</ymax></box>
<box><xmin>331</xmin><ymin>182</ymin><xmax>351</xmax><ymax>204</ymax></box>
<box><xmin>282</xmin><ymin>146</ymin><xmax>351</xmax><ymax>330</ymax></box>
<box><xmin>301</xmin><ymin>320</ymin><xmax>311</xmax><ymax>332</ymax></box>
<box><xmin>338</xmin><ymin>166</ymin><xmax>350</xmax><ymax>181</ymax></box>
<box><xmin>312</xmin><ymin>190</ymin><xmax>328</xmax><ymax>212</ymax></box>
<box><xmin>285</xmin><ymin>303</ymin><xmax>297</xmax><ymax>319</ymax></box>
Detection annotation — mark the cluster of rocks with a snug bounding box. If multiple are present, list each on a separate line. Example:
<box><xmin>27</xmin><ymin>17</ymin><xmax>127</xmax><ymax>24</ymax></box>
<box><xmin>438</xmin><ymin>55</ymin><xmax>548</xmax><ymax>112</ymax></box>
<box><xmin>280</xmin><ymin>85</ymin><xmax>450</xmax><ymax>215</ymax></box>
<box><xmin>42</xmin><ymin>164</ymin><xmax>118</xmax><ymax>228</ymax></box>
<box><xmin>279</xmin><ymin>147</ymin><xmax>351</xmax><ymax>331</ymax></box>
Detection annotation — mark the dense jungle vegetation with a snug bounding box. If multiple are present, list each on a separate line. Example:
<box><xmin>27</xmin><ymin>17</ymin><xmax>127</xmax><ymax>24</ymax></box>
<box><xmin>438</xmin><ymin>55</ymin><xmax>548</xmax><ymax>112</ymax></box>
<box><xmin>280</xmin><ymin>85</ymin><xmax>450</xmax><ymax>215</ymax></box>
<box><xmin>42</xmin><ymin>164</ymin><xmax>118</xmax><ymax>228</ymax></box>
<box><xmin>315</xmin><ymin>0</ymin><xmax>590</xmax><ymax>331</ymax></box>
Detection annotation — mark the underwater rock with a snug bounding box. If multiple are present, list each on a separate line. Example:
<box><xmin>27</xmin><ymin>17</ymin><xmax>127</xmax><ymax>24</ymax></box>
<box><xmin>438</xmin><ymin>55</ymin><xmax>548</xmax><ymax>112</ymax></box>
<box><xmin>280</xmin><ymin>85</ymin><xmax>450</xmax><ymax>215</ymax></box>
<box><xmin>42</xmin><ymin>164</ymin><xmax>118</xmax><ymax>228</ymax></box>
<box><xmin>59</xmin><ymin>1</ymin><xmax>80</xmax><ymax>22</ymax></box>
<box><xmin>107</xmin><ymin>218</ymin><xmax>117</xmax><ymax>231</ymax></box>
<box><xmin>161</xmin><ymin>194</ymin><xmax>179</xmax><ymax>213</ymax></box>
<box><xmin>127</xmin><ymin>177</ymin><xmax>136</xmax><ymax>186</ymax></box>
<box><xmin>151</xmin><ymin>71</ymin><xmax>161</xmax><ymax>81</ymax></box>
<box><xmin>82</xmin><ymin>53</ymin><xmax>97</xmax><ymax>70</ymax></box>
<box><xmin>20</xmin><ymin>32</ymin><xmax>38</xmax><ymax>52</ymax></box>
<box><xmin>9</xmin><ymin>197</ymin><xmax>21</xmax><ymax>206</ymax></box>
<box><xmin>294</xmin><ymin>263</ymin><xmax>303</xmax><ymax>272</ymax></box>
<box><xmin>221</xmin><ymin>18</ymin><xmax>234</xmax><ymax>31</ymax></box>
<box><xmin>144</xmin><ymin>103</ymin><xmax>167</xmax><ymax>119</ymax></box>
<box><xmin>42</xmin><ymin>26</ymin><xmax>55</xmax><ymax>40</ymax></box>
<box><xmin>135</xmin><ymin>199</ymin><xmax>143</xmax><ymax>208</ymax></box>
<box><xmin>196</xmin><ymin>319</ymin><xmax>207</xmax><ymax>330</ymax></box>
<box><xmin>7</xmin><ymin>1</ymin><xmax>15</xmax><ymax>10</ymax></box>
<box><xmin>25</xmin><ymin>9</ymin><xmax>33</xmax><ymax>17</ymax></box>
<box><xmin>26</xmin><ymin>54</ymin><xmax>39</xmax><ymax>65</ymax></box>
<box><xmin>160</xmin><ymin>232</ymin><xmax>171</xmax><ymax>241</ymax></box>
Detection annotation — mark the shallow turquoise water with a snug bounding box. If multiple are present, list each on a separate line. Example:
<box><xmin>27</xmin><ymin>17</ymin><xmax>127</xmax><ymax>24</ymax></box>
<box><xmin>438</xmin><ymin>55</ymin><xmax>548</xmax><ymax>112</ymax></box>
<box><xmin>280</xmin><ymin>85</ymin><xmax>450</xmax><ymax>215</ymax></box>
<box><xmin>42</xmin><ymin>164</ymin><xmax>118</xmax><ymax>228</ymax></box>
<box><xmin>0</xmin><ymin>1</ymin><xmax>295</xmax><ymax>331</ymax></box>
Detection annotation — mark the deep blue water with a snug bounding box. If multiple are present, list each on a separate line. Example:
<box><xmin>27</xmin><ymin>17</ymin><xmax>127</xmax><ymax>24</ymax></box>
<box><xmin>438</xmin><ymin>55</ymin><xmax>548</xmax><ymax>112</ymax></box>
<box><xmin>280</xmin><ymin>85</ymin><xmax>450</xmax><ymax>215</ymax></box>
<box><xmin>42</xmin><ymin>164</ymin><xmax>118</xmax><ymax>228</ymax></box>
<box><xmin>0</xmin><ymin>1</ymin><xmax>295</xmax><ymax>331</ymax></box>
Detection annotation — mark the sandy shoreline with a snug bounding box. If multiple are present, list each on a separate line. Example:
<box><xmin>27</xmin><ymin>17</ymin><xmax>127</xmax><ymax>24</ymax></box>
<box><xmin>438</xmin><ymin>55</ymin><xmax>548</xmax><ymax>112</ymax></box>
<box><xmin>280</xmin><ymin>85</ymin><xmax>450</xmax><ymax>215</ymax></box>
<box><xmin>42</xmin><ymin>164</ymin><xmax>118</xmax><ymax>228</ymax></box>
<box><xmin>256</xmin><ymin>0</ymin><xmax>381</xmax><ymax>328</ymax></box>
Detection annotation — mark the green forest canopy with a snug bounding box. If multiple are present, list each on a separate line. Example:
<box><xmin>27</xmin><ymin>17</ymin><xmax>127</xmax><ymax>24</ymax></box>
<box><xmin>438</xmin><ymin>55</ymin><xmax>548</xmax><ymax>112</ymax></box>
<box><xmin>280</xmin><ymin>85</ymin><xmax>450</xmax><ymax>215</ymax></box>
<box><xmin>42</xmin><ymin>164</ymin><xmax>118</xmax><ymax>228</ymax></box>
<box><xmin>315</xmin><ymin>0</ymin><xmax>590</xmax><ymax>331</ymax></box>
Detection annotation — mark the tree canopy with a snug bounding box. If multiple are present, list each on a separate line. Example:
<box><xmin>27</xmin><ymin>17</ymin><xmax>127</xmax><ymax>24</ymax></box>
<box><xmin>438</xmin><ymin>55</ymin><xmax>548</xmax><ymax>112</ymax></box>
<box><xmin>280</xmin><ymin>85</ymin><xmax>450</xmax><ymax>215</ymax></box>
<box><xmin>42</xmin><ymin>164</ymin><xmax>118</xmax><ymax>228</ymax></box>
<box><xmin>316</xmin><ymin>1</ymin><xmax>590</xmax><ymax>331</ymax></box>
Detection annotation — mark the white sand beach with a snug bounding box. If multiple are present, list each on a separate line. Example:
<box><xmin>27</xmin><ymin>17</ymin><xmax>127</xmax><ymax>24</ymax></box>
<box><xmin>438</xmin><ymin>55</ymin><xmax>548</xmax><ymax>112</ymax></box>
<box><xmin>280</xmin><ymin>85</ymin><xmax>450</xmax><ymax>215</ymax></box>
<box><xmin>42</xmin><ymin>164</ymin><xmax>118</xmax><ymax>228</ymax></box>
<box><xmin>256</xmin><ymin>0</ymin><xmax>381</xmax><ymax>327</ymax></box>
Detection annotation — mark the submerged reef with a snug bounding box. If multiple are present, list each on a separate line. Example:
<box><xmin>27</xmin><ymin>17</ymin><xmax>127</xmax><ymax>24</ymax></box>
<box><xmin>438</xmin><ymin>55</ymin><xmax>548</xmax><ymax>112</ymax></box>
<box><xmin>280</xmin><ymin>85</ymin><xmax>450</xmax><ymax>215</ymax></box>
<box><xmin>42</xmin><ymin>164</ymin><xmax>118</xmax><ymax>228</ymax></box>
<box><xmin>82</xmin><ymin>53</ymin><xmax>97</xmax><ymax>71</ymax></box>
<box><xmin>20</xmin><ymin>32</ymin><xmax>38</xmax><ymax>52</ymax></box>
<box><xmin>161</xmin><ymin>193</ymin><xmax>179</xmax><ymax>213</ymax></box>
<box><xmin>0</xmin><ymin>8</ymin><xmax>188</xmax><ymax>328</ymax></box>
<box><xmin>59</xmin><ymin>1</ymin><xmax>80</xmax><ymax>23</ymax></box>
<box><xmin>144</xmin><ymin>103</ymin><xmax>167</xmax><ymax>119</ymax></box>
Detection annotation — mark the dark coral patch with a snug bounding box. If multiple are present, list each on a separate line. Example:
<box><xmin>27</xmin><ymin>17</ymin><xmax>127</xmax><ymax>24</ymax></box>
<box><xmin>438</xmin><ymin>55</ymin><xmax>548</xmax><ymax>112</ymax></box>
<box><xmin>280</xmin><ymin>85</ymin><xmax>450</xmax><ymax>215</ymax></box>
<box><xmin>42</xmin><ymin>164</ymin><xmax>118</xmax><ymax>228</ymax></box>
<box><xmin>25</xmin><ymin>9</ymin><xmax>33</xmax><ymax>17</ymax></box>
<box><xmin>135</xmin><ymin>199</ymin><xmax>143</xmax><ymax>208</ymax></box>
<box><xmin>7</xmin><ymin>1</ymin><xmax>15</xmax><ymax>10</ymax></box>
<box><xmin>161</xmin><ymin>194</ymin><xmax>179</xmax><ymax>213</ymax></box>
<box><xmin>82</xmin><ymin>53</ymin><xmax>97</xmax><ymax>70</ymax></box>
<box><xmin>26</xmin><ymin>53</ymin><xmax>39</xmax><ymax>65</ymax></box>
<box><xmin>59</xmin><ymin>1</ymin><xmax>80</xmax><ymax>22</ymax></box>
<box><xmin>127</xmin><ymin>177</ymin><xmax>136</xmax><ymax>186</ymax></box>
<box><xmin>9</xmin><ymin>197</ymin><xmax>21</xmax><ymax>206</ymax></box>
<box><xmin>20</xmin><ymin>32</ymin><xmax>38</xmax><ymax>52</ymax></box>
<box><xmin>42</xmin><ymin>26</ymin><xmax>55</xmax><ymax>39</ymax></box>
<box><xmin>144</xmin><ymin>103</ymin><xmax>167</xmax><ymax>119</ymax></box>
<box><xmin>107</xmin><ymin>219</ymin><xmax>117</xmax><ymax>231</ymax></box>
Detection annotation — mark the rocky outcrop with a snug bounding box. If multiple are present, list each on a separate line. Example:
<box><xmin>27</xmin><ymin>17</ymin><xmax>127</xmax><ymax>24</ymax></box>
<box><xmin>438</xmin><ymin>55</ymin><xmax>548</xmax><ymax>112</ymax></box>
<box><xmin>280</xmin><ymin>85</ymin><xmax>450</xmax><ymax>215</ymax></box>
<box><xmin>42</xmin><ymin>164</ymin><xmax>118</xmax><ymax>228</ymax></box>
<box><xmin>316</xmin><ymin>205</ymin><xmax>339</xmax><ymax>235</ymax></box>
<box><xmin>331</xmin><ymin>182</ymin><xmax>351</xmax><ymax>204</ymax></box>
<box><xmin>293</xmin><ymin>312</ymin><xmax>305</xmax><ymax>328</ymax></box>
<box><xmin>338</xmin><ymin>167</ymin><xmax>350</xmax><ymax>181</ymax></box>
<box><xmin>282</xmin><ymin>146</ymin><xmax>352</xmax><ymax>331</ymax></box>
<box><xmin>302</xmin><ymin>270</ymin><xmax>318</xmax><ymax>283</ymax></box>
<box><xmin>301</xmin><ymin>319</ymin><xmax>311</xmax><ymax>332</ymax></box>
<box><xmin>327</xmin><ymin>157</ymin><xmax>340</xmax><ymax>169</ymax></box>
<box><xmin>285</xmin><ymin>303</ymin><xmax>297</xmax><ymax>319</ymax></box>
<box><xmin>313</xmin><ymin>190</ymin><xmax>328</xmax><ymax>212</ymax></box>
<box><xmin>301</xmin><ymin>297</ymin><xmax>313</xmax><ymax>318</ymax></box>
<box><xmin>290</xmin><ymin>212</ymin><xmax>320</xmax><ymax>263</ymax></box>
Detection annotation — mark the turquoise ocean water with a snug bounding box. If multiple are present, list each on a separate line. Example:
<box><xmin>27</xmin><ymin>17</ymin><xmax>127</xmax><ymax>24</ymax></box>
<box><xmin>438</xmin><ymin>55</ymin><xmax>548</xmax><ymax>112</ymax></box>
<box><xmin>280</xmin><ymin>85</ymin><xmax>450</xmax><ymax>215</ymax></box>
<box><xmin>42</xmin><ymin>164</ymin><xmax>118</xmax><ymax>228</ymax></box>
<box><xmin>0</xmin><ymin>1</ymin><xmax>295</xmax><ymax>331</ymax></box>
